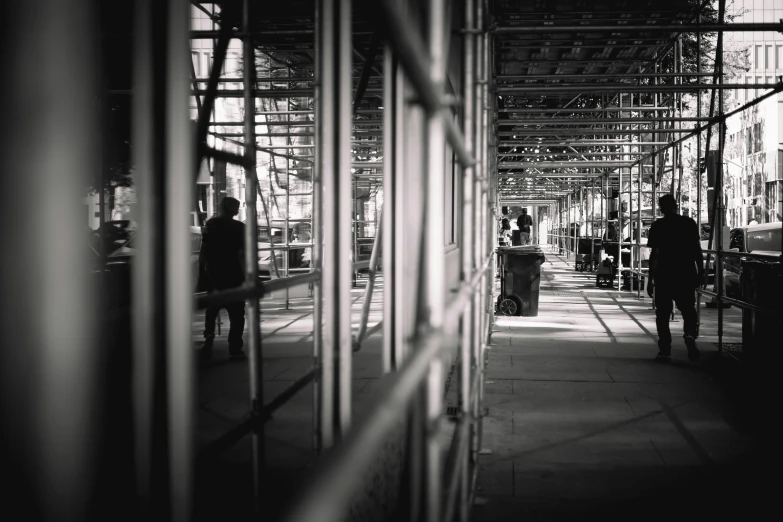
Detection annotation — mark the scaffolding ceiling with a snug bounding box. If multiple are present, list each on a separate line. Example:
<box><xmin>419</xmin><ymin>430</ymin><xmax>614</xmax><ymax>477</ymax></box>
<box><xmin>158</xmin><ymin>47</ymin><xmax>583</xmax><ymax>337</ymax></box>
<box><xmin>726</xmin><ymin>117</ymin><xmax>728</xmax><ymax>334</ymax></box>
<box><xmin>191</xmin><ymin>0</ymin><xmax>783</xmax><ymax>205</ymax></box>
<box><xmin>493</xmin><ymin>0</ymin><xmax>740</xmax><ymax>203</ymax></box>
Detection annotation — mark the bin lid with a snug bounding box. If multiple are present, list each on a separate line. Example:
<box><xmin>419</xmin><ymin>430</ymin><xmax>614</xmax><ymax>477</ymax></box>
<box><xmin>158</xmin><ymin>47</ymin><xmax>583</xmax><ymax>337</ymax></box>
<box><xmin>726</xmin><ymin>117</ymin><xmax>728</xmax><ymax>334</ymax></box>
<box><xmin>497</xmin><ymin>245</ymin><xmax>546</xmax><ymax>258</ymax></box>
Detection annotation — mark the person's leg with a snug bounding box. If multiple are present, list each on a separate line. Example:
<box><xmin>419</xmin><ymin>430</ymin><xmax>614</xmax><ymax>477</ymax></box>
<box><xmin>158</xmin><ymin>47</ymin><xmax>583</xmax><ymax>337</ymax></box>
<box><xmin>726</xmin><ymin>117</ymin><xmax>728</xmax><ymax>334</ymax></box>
<box><xmin>201</xmin><ymin>305</ymin><xmax>219</xmax><ymax>362</ymax></box>
<box><xmin>226</xmin><ymin>300</ymin><xmax>246</xmax><ymax>356</ymax></box>
<box><xmin>654</xmin><ymin>284</ymin><xmax>674</xmax><ymax>357</ymax></box>
<box><xmin>674</xmin><ymin>287</ymin><xmax>700</xmax><ymax>361</ymax></box>
<box><xmin>204</xmin><ymin>306</ymin><xmax>218</xmax><ymax>339</ymax></box>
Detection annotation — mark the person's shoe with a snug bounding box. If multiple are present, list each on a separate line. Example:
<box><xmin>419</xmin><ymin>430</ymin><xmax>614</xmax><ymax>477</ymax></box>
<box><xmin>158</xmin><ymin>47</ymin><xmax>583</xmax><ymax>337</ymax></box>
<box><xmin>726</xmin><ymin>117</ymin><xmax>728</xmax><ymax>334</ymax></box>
<box><xmin>228</xmin><ymin>350</ymin><xmax>247</xmax><ymax>361</ymax></box>
<box><xmin>655</xmin><ymin>352</ymin><xmax>671</xmax><ymax>362</ymax></box>
<box><xmin>684</xmin><ymin>335</ymin><xmax>700</xmax><ymax>362</ymax></box>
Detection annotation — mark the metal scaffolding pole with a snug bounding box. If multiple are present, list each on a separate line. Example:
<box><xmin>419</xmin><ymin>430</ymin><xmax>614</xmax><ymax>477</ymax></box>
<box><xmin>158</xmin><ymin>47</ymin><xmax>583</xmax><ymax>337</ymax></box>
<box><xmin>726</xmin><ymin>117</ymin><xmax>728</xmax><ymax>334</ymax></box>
<box><xmin>637</xmin><ymin>143</ymin><xmax>643</xmax><ymax>299</ymax></box>
<box><xmin>494</xmin><ymin>22</ymin><xmax>783</xmax><ymax>33</ymax></box>
<box><xmin>242</xmin><ymin>0</ymin><xmax>265</xmax><ymax>510</ymax></box>
<box><xmin>312</xmin><ymin>0</ymin><xmax>324</xmax><ymax>451</ymax></box>
<box><xmin>423</xmin><ymin>3</ymin><xmax>447</xmax><ymax>516</ymax></box>
<box><xmin>2</xmin><ymin>1</ymin><xmax>104</xmax><ymax>519</ymax></box>
<box><xmin>132</xmin><ymin>1</ymin><xmax>195</xmax><ymax>520</ymax></box>
<box><xmin>318</xmin><ymin>0</ymin><xmax>353</xmax><ymax>445</ymax></box>
<box><xmin>459</xmin><ymin>9</ymin><xmax>477</xmax><ymax>507</ymax></box>
<box><xmin>697</xmin><ymin>13</ymin><xmax>702</xmax><ymax>230</ymax></box>
<box><xmin>382</xmin><ymin>37</ymin><xmax>403</xmax><ymax>373</ymax></box>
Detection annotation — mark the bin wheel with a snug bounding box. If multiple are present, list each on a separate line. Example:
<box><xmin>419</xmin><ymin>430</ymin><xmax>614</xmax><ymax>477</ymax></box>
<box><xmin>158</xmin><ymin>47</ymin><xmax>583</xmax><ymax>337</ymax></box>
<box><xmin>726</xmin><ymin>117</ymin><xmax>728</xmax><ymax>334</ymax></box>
<box><xmin>498</xmin><ymin>296</ymin><xmax>522</xmax><ymax>316</ymax></box>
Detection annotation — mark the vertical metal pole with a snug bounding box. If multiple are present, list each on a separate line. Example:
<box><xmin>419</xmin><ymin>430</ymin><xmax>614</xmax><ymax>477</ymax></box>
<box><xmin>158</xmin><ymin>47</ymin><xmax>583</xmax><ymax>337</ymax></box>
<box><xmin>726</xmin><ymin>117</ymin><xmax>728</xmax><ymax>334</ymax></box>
<box><xmin>697</xmin><ymin>14</ymin><xmax>702</xmax><ymax>230</ymax></box>
<box><xmin>459</xmin><ymin>11</ymin><xmax>476</xmax><ymax>493</ymax></box>
<box><xmin>1</xmin><ymin>1</ymin><xmax>100</xmax><ymax>518</ymax></box>
<box><xmin>312</xmin><ymin>0</ymin><xmax>324</xmax><ymax>451</ymax></box>
<box><xmin>637</xmin><ymin>147</ymin><xmax>642</xmax><ymax>299</ymax></box>
<box><xmin>131</xmin><ymin>1</ymin><xmax>195</xmax><ymax>519</ymax></box>
<box><xmin>676</xmin><ymin>37</ymin><xmax>685</xmax><ymax>215</ymax></box>
<box><xmin>166</xmin><ymin>2</ymin><xmax>196</xmax><ymax>519</ymax></box>
<box><xmin>382</xmin><ymin>38</ymin><xmax>401</xmax><ymax>374</ymax></box>
<box><xmin>472</xmin><ymin>0</ymin><xmax>485</xmax><ymax>463</ymax></box>
<box><xmin>285</xmin><ymin>68</ymin><xmax>292</xmax><ymax>309</ymax></box>
<box><xmin>717</xmin><ymin>49</ymin><xmax>725</xmax><ymax>352</ymax></box>
<box><xmin>574</xmin><ymin>187</ymin><xmax>585</xmax><ymax>254</ymax></box>
<box><xmin>591</xmin><ymin>180</ymin><xmax>595</xmax><ymax>266</ymax></box>
<box><xmin>600</xmin><ymin>177</ymin><xmax>604</xmax><ymax>246</ymax></box>
<box><xmin>479</xmin><ymin>14</ymin><xmax>491</xmax><ymax>424</ymax></box>
<box><xmin>558</xmin><ymin>198</ymin><xmax>562</xmax><ymax>254</ymax></box>
<box><xmin>320</xmin><ymin>0</ymin><xmax>353</xmax><ymax>440</ymax></box>
<box><xmin>617</xmin><ymin>93</ymin><xmax>624</xmax><ymax>290</ymax></box>
<box><xmin>627</xmin><ymin>95</ymin><xmax>634</xmax><ymax>289</ymax></box>
<box><xmin>353</xmin><ymin>179</ymin><xmax>359</xmax><ymax>287</ymax></box>
<box><xmin>566</xmin><ymin>193</ymin><xmax>571</xmax><ymax>259</ymax></box>
<box><xmin>242</xmin><ymin>0</ymin><xmax>265</xmax><ymax>511</ymax></box>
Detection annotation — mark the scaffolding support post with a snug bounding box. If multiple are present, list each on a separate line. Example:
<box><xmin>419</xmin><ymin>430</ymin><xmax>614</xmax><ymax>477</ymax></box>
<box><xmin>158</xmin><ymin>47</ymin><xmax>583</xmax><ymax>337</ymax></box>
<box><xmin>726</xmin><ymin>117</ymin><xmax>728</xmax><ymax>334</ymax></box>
<box><xmin>382</xmin><ymin>36</ymin><xmax>402</xmax><ymax>374</ymax></box>
<box><xmin>241</xmin><ymin>0</ymin><xmax>266</xmax><ymax>510</ymax></box>
<box><xmin>319</xmin><ymin>0</ymin><xmax>353</xmax><ymax>442</ymax></box>
<box><xmin>311</xmin><ymin>0</ymin><xmax>323</xmax><ymax>451</ymax></box>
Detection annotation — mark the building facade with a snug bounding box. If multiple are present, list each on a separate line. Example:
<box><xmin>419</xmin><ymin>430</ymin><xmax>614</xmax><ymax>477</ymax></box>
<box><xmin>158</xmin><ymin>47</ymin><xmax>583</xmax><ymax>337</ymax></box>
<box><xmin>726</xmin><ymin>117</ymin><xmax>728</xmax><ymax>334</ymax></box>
<box><xmin>724</xmin><ymin>0</ymin><xmax>783</xmax><ymax>227</ymax></box>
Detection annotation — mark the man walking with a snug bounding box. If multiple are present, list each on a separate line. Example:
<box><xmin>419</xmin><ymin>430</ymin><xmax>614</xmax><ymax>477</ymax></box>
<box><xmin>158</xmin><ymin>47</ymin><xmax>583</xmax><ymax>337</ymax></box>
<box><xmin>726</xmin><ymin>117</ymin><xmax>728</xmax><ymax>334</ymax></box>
<box><xmin>199</xmin><ymin>196</ymin><xmax>247</xmax><ymax>362</ymax></box>
<box><xmin>646</xmin><ymin>194</ymin><xmax>704</xmax><ymax>362</ymax></box>
<box><xmin>516</xmin><ymin>208</ymin><xmax>533</xmax><ymax>245</ymax></box>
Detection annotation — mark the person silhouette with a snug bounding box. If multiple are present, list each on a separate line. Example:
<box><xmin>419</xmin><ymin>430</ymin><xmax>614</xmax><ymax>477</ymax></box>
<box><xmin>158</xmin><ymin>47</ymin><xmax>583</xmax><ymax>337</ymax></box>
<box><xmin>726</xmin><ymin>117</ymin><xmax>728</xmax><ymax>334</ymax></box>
<box><xmin>199</xmin><ymin>197</ymin><xmax>247</xmax><ymax>361</ymax></box>
<box><xmin>646</xmin><ymin>194</ymin><xmax>704</xmax><ymax>362</ymax></box>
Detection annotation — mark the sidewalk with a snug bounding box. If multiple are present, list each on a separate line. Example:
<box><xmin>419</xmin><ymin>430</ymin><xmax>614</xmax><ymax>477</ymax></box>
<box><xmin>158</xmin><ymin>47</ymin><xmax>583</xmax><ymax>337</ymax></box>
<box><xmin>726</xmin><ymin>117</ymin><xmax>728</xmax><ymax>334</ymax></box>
<box><xmin>473</xmin><ymin>249</ymin><xmax>768</xmax><ymax>521</ymax></box>
<box><xmin>192</xmin><ymin>279</ymin><xmax>387</xmax><ymax>520</ymax></box>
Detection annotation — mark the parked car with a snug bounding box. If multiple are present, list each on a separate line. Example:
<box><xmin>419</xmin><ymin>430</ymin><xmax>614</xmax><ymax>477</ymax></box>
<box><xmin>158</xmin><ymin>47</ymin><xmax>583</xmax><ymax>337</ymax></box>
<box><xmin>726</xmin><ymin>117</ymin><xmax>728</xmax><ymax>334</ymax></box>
<box><xmin>257</xmin><ymin>245</ymin><xmax>311</xmax><ymax>280</ymax></box>
<box><xmin>723</xmin><ymin>222</ymin><xmax>782</xmax><ymax>298</ymax></box>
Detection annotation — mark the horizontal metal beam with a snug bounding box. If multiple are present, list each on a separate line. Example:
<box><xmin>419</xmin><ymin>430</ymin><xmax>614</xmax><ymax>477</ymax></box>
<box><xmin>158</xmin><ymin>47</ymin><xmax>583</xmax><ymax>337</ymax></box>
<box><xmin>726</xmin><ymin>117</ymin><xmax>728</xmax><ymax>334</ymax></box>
<box><xmin>497</xmin><ymin>83</ymin><xmax>778</xmax><ymax>93</ymax></box>
<box><xmin>497</xmin><ymin>152</ymin><xmax>643</xmax><ymax>157</ymax></box>
<box><xmin>497</xmin><ymin>117</ymin><xmax>711</xmax><ymax>125</ymax></box>
<box><xmin>499</xmin><ymin>140</ymin><xmax>670</xmax><ymax>146</ymax></box>
<box><xmin>193</xmin><ymin>76</ymin><xmax>380</xmax><ymax>83</ymax></box>
<box><xmin>499</xmin><ymin>161</ymin><xmax>632</xmax><ymax>168</ymax></box>
<box><xmin>499</xmin><ymin>129</ymin><xmax>695</xmax><ymax>135</ymax></box>
<box><xmin>496</xmin><ymin>58</ymin><xmax>655</xmax><ymax>64</ymax></box>
<box><xmin>493</xmin><ymin>23</ymin><xmax>783</xmax><ymax>33</ymax></box>
<box><xmin>192</xmin><ymin>88</ymin><xmax>383</xmax><ymax>97</ymax></box>
<box><xmin>497</xmin><ymin>73</ymin><xmax>715</xmax><ymax>80</ymax></box>
<box><xmin>498</xmin><ymin>107</ymin><xmax>670</xmax><ymax>113</ymax></box>
<box><xmin>190</xmin><ymin>30</ymin><xmax>374</xmax><ymax>38</ymax></box>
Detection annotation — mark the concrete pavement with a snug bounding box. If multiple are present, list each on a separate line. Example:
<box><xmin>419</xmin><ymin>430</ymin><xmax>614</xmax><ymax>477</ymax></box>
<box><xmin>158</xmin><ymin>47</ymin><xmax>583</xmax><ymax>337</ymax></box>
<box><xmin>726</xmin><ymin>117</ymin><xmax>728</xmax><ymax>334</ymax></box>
<box><xmin>472</xmin><ymin>249</ymin><xmax>769</xmax><ymax>521</ymax></box>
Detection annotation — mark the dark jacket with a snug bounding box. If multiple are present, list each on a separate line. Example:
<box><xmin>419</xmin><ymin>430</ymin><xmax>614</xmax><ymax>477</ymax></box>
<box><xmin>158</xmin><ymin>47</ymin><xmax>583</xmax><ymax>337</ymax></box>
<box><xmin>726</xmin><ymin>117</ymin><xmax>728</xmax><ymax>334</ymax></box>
<box><xmin>517</xmin><ymin>213</ymin><xmax>532</xmax><ymax>232</ymax></box>
<box><xmin>199</xmin><ymin>216</ymin><xmax>245</xmax><ymax>290</ymax></box>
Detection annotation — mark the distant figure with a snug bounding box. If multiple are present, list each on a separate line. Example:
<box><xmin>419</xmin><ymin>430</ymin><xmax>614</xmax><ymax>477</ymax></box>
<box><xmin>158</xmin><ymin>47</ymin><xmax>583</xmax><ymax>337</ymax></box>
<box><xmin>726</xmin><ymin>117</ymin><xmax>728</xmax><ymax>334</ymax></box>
<box><xmin>646</xmin><ymin>194</ymin><xmax>704</xmax><ymax>363</ymax></box>
<box><xmin>499</xmin><ymin>218</ymin><xmax>511</xmax><ymax>246</ymax></box>
<box><xmin>516</xmin><ymin>208</ymin><xmax>533</xmax><ymax>245</ymax></box>
<box><xmin>199</xmin><ymin>197</ymin><xmax>247</xmax><ymax>362</ymax></box>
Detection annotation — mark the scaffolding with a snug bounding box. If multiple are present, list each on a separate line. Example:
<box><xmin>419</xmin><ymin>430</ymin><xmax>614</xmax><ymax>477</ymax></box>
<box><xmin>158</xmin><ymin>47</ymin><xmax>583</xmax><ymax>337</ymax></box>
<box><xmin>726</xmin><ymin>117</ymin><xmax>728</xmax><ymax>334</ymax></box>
<box><xmin>3</xmin><ymin>1</ymin><xmax>783</xmax><ymax>522</ymax></box>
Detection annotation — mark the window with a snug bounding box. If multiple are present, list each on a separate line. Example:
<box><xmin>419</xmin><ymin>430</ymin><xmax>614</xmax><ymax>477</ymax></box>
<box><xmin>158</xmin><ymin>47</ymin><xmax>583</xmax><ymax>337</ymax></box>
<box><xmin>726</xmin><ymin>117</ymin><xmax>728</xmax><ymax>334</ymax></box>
<box><xmin>776</xmin><ymin>45</ymin><xmax>782</xmax><ymax>69</ymax></box>
<box><xmin>766</xmin><ymin>45</ymin><xmax>772</xmax><ymax>70</ymax></box>
<box><xmin>755</xmin><ymin>45</ymin><xmax>762</xmax><ymax>70</ymax></box>
<box><xmin>191</xmin><ymin>51</ymin><xmax>201</xmax><ymax>77</ymax></box>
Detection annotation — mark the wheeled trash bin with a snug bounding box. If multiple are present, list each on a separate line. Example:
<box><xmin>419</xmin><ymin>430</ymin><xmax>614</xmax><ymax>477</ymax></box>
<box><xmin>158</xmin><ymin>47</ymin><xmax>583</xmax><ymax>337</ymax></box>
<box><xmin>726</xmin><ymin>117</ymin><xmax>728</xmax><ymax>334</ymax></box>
<box><xmin>496</xmin><ymin>245</ymin><xmax>546</xmax><ymax>316</ymax></box>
